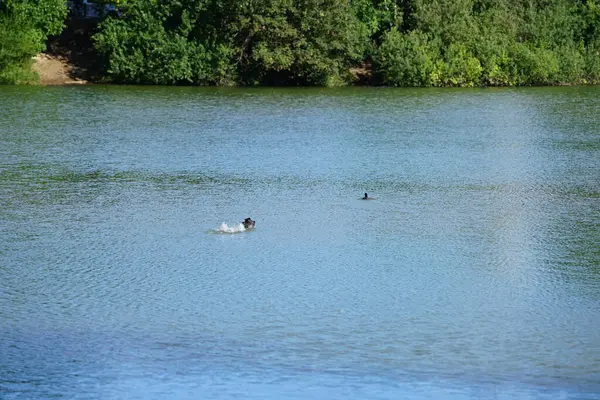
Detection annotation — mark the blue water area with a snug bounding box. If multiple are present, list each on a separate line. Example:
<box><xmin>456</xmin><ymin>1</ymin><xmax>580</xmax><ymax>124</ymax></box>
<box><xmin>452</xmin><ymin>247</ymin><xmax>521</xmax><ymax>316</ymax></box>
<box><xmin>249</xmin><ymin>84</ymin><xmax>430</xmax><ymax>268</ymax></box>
<box><xmin>1</xmin><ymin>85</ymin><xmax>600</xmax><ymax>399</ymax></box>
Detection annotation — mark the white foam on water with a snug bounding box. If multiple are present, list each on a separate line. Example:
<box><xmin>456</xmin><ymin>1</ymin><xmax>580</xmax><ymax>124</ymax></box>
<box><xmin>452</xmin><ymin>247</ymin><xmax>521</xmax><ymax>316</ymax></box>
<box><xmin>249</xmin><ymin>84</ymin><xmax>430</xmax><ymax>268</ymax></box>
<box><xmin>211</xmin><ymin>222</ymin><xmax>247</xmax><ymax>234</ymax></box>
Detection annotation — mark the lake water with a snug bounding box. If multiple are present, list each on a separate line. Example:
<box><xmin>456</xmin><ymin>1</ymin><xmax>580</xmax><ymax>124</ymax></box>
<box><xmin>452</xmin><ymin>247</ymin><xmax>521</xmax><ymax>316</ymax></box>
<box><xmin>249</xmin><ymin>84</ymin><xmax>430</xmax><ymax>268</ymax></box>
<box><xmin>1</xmin><ymin>85</ymin><xmax>599</xmax><ymax>399</ymax></box>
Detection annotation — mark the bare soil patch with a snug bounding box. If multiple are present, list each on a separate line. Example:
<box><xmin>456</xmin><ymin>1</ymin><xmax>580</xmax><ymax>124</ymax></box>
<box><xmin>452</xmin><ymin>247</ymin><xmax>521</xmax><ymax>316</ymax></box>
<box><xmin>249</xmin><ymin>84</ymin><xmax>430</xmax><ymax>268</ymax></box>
<box><xmin>33</xmin><ymin>17</ymin><xmax>104</xmax><ymax>85</ymax></box>
<box><xmin>32</xmin><ymin>53</ymin><xmax>87</xmax><ymax>85</ymax></box>
<box><xmin>350</xmin><ymin>62</ymin><xmax>372</xmax><ymax>85</ymax></box>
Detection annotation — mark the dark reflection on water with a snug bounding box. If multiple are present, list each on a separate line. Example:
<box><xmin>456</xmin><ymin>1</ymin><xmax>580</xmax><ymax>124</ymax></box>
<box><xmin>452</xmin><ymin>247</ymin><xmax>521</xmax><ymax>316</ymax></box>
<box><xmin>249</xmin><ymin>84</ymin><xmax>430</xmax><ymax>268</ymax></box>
<box><xmin>1</xmin><ymin>85</ymin><xmax>600</xmax><ymax>399</ymax></box>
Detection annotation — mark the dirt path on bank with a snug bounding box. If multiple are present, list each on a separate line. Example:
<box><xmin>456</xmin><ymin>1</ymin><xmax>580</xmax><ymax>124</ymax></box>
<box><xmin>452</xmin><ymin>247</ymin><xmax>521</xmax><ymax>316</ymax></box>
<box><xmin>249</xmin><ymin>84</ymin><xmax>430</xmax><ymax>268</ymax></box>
<box><xmin>32</xmin><ymin>53</ymin><xmax>88</xmax><ymax>85</ymax></box>
<box><xmin>31</xmin><ymin>17</ymin><xmax>104</xmax><ymax>85</ymax></box>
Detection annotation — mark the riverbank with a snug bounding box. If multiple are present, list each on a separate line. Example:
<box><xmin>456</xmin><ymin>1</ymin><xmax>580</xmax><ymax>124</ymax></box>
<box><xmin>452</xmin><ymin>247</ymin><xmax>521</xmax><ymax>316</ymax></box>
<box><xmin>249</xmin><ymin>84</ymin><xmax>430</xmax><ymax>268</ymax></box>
<box><xmin>32</xmin><ymin>17</ymin><xmax>103</xmax><ymax>85</ymax></box>
<box><xmin>30</xmin><ymin>53</ymin><xmax>373</xmax><ymax>86</ymax></box>
<box><xmin>32</xmin><ymin>53</ymin><xmax>87</xmax><ymax>85</ymax></box>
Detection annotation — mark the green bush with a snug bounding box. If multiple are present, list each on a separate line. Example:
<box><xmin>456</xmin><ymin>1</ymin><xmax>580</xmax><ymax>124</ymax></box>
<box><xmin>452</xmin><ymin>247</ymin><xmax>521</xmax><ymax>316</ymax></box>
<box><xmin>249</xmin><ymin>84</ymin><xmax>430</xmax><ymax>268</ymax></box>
<box><xmin>373</xmin><ymin>29</ymin><xmax>436</xmax><ymax>86</ymax></box>
<box><xmin>0</xmin><ymin>17</ymin><xmax>42</xmax><ymax>83</ymax></box>
<box><xmin>556</xmin><ymin>44</ymin><xmax>586</xmax><ymax>84</ymax></box>
<box><xmin>94</xmin><ymin>8</ymin><xmax>236</xmax><ymax>85</ymax></box>
<box><xmin>0</xmin><ymin>0</ymin><xmax>67</xmax><ymax>83</ymax></box>
<box><xmin>481</xmin><ymin>52</ymin><xmax>517</xmax><ymax>86</ymax></box>
<box><xmin>509</xmin><ymin>43</ymin><xmax>559</xmax><ymax>85</ymax></box>
<box><xmin>584</xmin><ymin>40</ymin><xmax>600</xmax><ymax>83</ymax></box>
<box><xmin>436</xmin><ymin>43</ymin><xmax>483</xmax><ymax>87</ymax></box>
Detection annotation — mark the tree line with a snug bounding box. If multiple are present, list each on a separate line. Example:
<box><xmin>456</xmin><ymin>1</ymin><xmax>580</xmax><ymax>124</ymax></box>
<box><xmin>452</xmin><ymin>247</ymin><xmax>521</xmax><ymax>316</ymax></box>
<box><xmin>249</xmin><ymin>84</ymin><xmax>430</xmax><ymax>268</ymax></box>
<box><xmin>2</xmin><ymin>0</ymin><xmax>600</xmax><ymax>86</ymax></box>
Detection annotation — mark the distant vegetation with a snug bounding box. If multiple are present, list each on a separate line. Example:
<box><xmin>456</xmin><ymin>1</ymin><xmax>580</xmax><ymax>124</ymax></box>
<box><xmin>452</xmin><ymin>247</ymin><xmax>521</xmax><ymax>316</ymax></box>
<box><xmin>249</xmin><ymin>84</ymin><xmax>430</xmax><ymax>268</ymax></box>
<box><xmin>0</xmin><ymin>0</ymin><xmax>67</xmax><ymax>83</ymax></box>
<box><xmin>2</xmin><ymin>0</ymin><xmax>600</xmax><ymax>86</ymax></box>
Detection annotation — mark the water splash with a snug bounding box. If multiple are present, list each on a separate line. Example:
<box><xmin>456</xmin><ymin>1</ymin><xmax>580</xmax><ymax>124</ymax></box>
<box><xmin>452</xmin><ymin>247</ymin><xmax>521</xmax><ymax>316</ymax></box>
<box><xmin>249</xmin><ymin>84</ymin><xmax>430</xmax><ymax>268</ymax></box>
<box><xmin>209</xmin><ymin>222</ymin><xmax>248</xmax><ymax>234</ymax></box>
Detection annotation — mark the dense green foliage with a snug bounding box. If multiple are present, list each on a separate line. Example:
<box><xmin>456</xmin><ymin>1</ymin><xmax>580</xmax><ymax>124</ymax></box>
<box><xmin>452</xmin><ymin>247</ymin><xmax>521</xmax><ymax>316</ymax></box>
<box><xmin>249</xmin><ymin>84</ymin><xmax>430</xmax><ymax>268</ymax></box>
<box><xmin>1</xmin><ymin>0</ymin><xmax>600</xmax><ymax>86</ymax></box>
<box><xmin>93</xmin><ymin>0</ymin><xmax>600</xmax><ymax>86</ymax></box>
<box><xmin>372</xmin><ymin>0</ymin><xmax>600</xmax><ymax>86</ymax></box>
<box><xmin>94</xmin><ymin>0</ymin><xmax>368</xmax><ymax>85</ymax></box>
<box><xmin>0</xmin><ymin>0</ymin><xmax>68</xmax><ymax>83</ymax></box>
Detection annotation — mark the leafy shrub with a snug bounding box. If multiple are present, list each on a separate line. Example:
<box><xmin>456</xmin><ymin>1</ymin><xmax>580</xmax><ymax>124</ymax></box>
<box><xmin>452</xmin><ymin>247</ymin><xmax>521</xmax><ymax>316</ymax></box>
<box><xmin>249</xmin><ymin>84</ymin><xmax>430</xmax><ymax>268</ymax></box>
<box><xmin>0</xmin><ymin>0</ymin><xmax>67</xmax><ymax>83</ymax></box>
<box><xmin>373</xmin><ymin>29</ymin><xmax>436</xmax><ymax>86</ymax></box>
<box><xmin>436</xmin><ymin>43</ymin><xmax>483</xmax><ymax>87</ymax></box>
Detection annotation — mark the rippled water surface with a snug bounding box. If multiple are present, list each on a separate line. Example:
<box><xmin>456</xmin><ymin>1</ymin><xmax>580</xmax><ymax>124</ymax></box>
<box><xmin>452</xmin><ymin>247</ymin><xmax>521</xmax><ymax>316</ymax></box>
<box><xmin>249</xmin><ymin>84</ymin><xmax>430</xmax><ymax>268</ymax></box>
<box><xmin>1</xmin><ymin>85</ymin><xmax>600</xmax><ymax>399</ymax></box>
